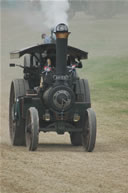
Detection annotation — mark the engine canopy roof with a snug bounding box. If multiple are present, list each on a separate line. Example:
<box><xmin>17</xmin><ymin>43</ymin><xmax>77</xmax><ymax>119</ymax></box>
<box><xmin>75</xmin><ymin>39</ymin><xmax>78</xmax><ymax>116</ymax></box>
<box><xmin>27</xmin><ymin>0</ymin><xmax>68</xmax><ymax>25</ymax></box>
<box><xmin>10</xmin><ymin>43</ymin><xmax>88</xmax><ymax>60</ymax></box>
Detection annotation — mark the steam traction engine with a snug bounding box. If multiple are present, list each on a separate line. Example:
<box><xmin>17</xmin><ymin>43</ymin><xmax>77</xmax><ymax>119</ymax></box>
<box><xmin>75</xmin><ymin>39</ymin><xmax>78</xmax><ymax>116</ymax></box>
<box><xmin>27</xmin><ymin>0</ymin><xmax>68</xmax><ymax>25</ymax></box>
<box><xmin>9</xmin><ymin>24</ymin><xmax>97</xmax><ymax>152</ymax></box>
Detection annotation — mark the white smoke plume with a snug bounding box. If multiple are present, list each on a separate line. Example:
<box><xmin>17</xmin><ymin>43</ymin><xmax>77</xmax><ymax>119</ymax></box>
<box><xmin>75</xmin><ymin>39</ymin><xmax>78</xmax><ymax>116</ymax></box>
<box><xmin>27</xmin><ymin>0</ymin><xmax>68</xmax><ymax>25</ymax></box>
<box><xmin>3</xmin><ymin>0</ymin><xmax>70</xmax><ymax>32</ymax></box>
<box><xmin>28</xmin><ymin>0</ymin><xmax>70</xmax><ymax>31</ymax></box>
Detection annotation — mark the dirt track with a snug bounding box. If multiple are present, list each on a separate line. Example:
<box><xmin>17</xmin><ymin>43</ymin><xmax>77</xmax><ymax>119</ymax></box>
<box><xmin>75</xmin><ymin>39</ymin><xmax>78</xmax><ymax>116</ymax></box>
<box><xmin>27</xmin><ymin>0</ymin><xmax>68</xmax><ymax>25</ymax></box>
<box><xmin>1</xmin><ymin>136</ymin><xmax>128</xmax><ymax>193</ymax></box>
<box><xmin>1</xmin><ymin>5</ymin><xmax>128</xmax><ymax>193</ymax></box>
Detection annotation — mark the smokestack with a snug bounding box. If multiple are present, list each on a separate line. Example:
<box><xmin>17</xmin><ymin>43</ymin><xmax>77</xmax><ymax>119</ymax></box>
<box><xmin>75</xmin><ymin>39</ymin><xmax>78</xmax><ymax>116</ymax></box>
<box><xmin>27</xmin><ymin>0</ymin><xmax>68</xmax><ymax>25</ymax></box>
<box><xmin>55</xmin><ymin>23</ymin><xmax>70</xmax><ymax>75</ymax></box>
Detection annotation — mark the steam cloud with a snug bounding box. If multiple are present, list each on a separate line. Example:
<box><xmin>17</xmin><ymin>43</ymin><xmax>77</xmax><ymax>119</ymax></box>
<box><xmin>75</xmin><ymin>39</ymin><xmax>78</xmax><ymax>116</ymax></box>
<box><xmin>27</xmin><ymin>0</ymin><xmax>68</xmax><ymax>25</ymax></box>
<box><xmin>28</xmin><ymin>0</ymin><xmax>70</xmax><ymax>31</ymax></box>
<box><xmin>3</xmin><ymin>0</ymin><xmax>70</xmax><ymax>32</ymax></box>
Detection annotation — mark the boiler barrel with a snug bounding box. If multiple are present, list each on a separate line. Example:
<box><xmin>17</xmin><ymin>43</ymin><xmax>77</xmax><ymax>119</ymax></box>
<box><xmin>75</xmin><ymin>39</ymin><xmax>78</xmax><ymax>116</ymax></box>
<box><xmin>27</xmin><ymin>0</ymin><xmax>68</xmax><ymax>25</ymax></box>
<box><xmin>56</xmin><ymin>38</ymin><xmax>68</xmax><ymax>75</ymax></box>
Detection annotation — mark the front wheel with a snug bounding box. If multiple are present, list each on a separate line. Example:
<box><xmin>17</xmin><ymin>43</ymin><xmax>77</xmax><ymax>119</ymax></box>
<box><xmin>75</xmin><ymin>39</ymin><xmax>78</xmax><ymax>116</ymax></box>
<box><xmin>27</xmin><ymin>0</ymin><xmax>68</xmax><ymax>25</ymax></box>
<box><xmin>25</xmin><ymin>107</ymin><xmax>39</xmax><ymax>151</ymax></box>
<box><xmin>82</xmin><ymin>108</ymin><xmax>97</xmax><ymax>152</ymax></box>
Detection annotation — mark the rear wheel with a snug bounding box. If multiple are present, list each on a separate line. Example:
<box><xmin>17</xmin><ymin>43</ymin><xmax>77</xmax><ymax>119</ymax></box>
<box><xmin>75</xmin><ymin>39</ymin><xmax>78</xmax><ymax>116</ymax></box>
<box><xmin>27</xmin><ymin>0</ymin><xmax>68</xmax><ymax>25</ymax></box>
<box><xmin>9</xmin><ymin>79</ymin><xmax>29</xmax><ymax>145</ymax></box>
<box><xmin>76</xmin><ymin>79</ymin><xmax>91</xmax><ymax>105</ymax></box>
<box><xmin>82</xmin><ymin>108</ymin><xmax>96</xmax><ymax>152</ymax></box>
<box><xmin>70</xmin><ymin>79</ymin><xmax>91</xmax><ymax>146</ymax></box>
<box><xmin>25</xmin><ymin>107</ymin><xmax>39</xmax><ymax>151</ymax></box>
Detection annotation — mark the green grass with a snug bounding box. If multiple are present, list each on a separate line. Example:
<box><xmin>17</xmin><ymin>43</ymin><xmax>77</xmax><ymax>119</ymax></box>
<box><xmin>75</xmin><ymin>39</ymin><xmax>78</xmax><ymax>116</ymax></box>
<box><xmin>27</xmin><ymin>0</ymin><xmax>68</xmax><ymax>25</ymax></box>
<box><xmin>79</xmin><ymin>56</ymin><xmax>128</xmax><ymax>116</ymax></box>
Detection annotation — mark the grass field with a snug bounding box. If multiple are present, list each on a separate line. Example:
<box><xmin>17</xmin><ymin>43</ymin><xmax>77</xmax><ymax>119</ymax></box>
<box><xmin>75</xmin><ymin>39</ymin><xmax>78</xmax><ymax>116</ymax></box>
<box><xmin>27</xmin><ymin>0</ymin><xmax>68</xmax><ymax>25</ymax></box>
<box><xmin>83</xmin><ymin>56</ymin><xmax>128</xmax><ymax>149</ymax></box>
<box><xmin>85</xmin><ymin>56</ymin><xmax>128</xmax><ymax>108</ymax></box>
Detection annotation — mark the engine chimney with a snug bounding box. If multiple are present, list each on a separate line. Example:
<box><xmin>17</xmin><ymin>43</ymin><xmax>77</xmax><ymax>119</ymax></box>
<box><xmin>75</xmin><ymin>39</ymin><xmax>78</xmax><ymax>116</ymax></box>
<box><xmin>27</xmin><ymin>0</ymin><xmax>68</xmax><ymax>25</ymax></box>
<box><xmin>55</xmin><ymin>23</ymin><xmax>70</xmax><ymax>75</ymax></box>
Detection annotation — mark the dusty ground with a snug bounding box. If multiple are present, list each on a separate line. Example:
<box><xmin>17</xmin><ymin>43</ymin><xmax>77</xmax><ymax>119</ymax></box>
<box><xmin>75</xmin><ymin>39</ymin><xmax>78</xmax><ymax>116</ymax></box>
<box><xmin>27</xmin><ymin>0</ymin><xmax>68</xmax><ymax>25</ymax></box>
<box><xmin>0</xmin><ymin>3</ymin><xmax>128</xmax><ymax>193</ymax></box>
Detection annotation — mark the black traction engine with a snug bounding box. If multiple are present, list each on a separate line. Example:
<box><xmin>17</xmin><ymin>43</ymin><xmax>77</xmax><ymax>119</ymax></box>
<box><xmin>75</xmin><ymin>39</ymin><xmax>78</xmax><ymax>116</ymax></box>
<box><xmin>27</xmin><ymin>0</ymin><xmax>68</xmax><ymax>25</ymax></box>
<box><xmin>9</xmin><ymin>23</ymin><xmax>97</xmax><ymax>152</ymax></box>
